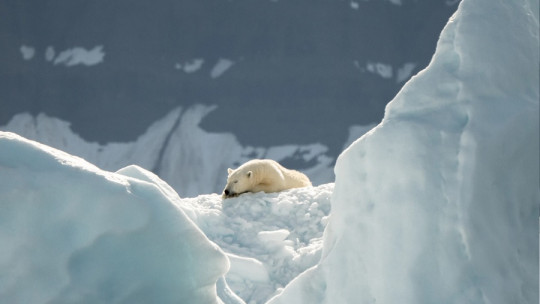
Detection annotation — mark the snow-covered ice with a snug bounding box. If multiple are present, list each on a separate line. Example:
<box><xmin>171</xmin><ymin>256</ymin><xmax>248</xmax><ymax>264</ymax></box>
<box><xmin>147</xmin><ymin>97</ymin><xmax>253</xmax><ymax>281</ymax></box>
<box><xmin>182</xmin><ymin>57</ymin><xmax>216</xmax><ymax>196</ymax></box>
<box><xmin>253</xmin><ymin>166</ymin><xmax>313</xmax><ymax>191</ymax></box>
<box><xmin>178</xmin><ymin>185</ymin><xmax>333</xmax><ymax>303</ymax></box>
<box><xmin>0</xmin><ymin>132</ymin><xmax>229</xmax><ymax>304</ymax></box>
<box><xmin>0</xmin><ymin>131</ymin><xmax>332</xmax><ymax>303</ymax></box>
<box><xmin>268</xmin><ymin>0</ymin><xmax>539</xmax><ymax>303</ymax></box>
<box><xmin>1</xmin><ymin>0</ymin><xmax>538</xmax><ymax>303</ymax></box>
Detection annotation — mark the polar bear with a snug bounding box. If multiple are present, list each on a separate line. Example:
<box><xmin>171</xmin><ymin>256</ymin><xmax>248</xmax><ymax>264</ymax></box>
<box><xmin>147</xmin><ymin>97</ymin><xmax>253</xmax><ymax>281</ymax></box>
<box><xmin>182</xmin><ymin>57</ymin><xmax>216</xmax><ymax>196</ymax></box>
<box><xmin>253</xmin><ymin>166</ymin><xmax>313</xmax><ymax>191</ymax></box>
<box><xmin>222</xmin><ymin>159</ymin><xmax>312</xmax><ymax>199</ymax></box>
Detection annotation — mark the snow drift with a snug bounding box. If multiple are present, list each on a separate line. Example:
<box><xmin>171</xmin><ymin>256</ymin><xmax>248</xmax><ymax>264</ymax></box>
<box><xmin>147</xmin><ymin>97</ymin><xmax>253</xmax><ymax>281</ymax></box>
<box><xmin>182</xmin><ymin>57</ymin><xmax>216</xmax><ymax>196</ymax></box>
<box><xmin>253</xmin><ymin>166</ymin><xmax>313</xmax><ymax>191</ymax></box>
<box><xmin>180</xmin><ymin>185</ymin><xmax>333</xmax><ymax>303</ymax></box>
<box><xmin>0</xmin><ymin>132</ymin><xmax>229</xmax><ymax>304</ymax></box>
<box><xmin>268</xmin><ymin>0</ymin><xmax>539</xmax><ymax>303</ymax></box>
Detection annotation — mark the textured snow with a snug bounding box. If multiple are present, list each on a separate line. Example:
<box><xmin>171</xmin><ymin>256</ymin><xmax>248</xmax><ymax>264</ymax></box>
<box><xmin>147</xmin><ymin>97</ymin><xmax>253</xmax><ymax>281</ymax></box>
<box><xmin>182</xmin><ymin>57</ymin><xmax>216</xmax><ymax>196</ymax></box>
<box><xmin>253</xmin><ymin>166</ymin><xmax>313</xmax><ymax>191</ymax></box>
<box><xmin>178</xmin><ymin>185</ymin><xmax>333</xmax><ymax>303</ymax></box>
<box><xmin>268</xmin><ymin>0</ymin><xmax>539</xmax><ymax>303</ymax></box>
<box><xmin>359</xmin><ymin>61</ymin><xmax>417</xmax><ymax>83</ymax></box>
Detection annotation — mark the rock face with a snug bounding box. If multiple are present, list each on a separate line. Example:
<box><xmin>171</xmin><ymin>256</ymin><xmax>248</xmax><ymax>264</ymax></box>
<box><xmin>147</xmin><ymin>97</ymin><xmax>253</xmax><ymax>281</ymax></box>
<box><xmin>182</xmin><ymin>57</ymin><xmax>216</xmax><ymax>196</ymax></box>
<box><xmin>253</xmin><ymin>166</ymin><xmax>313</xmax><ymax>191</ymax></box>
<box><xmin>0</xmin><ymin>0</ymin><xmax>459</xmax><ymax>156</ymax></box>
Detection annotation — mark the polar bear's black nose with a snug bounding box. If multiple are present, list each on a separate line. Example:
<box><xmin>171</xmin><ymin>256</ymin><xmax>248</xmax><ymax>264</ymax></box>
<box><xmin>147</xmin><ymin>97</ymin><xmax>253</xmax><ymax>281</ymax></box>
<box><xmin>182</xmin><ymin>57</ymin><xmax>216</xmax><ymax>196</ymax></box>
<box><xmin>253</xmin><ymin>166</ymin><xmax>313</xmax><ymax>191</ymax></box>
<box><xmin>224</xmin><ymin>189</ymin><xmax>230</xmax><ymax>196</ymax></box>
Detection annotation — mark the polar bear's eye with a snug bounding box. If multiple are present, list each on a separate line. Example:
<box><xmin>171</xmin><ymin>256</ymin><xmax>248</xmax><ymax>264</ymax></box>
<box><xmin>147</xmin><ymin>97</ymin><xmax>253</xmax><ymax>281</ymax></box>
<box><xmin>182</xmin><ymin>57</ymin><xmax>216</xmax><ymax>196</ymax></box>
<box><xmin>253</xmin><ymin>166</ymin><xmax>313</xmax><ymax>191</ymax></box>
<box><xmin>233</xmin><ymin>180</ymin><xmax>238</xmax><ymax>184</ymax></box>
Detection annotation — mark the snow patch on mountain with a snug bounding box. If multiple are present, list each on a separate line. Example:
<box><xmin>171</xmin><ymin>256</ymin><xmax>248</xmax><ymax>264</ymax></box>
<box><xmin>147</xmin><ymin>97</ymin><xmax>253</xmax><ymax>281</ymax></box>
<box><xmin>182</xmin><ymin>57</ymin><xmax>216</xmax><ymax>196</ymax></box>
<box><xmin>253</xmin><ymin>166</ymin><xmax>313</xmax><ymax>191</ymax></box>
<box><xmin>53</xmin><ymin>46</ymin><xmax>105</xmax><ymax>66</ymax></box>
<box><xmin>366</xmin><ymin>61</ymin><xmax>393</xmax><ymax>79</ymax></box>
<box><xmin>1</xmin><ymin>105</ymin><xmax>362</xmax><ymax>197</ymax></box>
<box><xmin>19</xmin><ymin>45</ymin><xmax>35</xmax><ymax>60</ymax></box>
<box><xmin>38</xmin><ymin>45</ymin><xmax>105</xmax><ymax>66</ymax></box>
<box><xmin>211</xmin><ymin>58</ymin><xmax>235</xmax><ymax>79</ymax></box>
<box><xmin>354</xmin><ymin>60</ymin><xmax>418</xmax><ymax>83</ymax></box>
<box><xmin>175</xmin><ymin>58</ymin><xmax>205</xmax><ymax>73</ymax></box>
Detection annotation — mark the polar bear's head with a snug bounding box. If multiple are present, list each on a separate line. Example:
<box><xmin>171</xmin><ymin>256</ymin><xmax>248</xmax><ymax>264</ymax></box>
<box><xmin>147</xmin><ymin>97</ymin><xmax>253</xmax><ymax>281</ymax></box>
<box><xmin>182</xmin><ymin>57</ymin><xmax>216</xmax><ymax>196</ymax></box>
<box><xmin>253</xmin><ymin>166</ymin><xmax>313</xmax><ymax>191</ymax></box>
<box><xmin>222</xmin><ymin>167</ymin><xmax>254</xmax><ymax>199</ymax></box>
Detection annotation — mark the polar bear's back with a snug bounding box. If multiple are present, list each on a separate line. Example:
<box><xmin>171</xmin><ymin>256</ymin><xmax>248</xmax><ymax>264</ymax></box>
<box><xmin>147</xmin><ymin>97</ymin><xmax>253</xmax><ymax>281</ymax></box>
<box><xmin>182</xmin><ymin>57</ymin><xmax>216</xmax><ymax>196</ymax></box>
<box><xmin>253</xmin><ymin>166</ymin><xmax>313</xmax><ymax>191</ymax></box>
<box><xmin>247</xmin><ymin>159</ymin><xmax>311</xmax><ymax>190</ymax></box>
<box><xmin>277</xmin><ymin>162</ymin><xmax>312</xmax><ymax>188</ymax></box>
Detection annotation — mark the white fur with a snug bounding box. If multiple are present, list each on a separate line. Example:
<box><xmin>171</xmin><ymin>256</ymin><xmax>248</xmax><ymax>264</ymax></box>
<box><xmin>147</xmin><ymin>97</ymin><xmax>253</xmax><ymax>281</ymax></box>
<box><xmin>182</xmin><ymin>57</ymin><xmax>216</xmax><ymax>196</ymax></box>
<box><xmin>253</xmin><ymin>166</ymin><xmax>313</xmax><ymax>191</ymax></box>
<box><xmin>222</xmin><ymin>159</ymin><xmax>312</xmax><ymax>198</ymax></box>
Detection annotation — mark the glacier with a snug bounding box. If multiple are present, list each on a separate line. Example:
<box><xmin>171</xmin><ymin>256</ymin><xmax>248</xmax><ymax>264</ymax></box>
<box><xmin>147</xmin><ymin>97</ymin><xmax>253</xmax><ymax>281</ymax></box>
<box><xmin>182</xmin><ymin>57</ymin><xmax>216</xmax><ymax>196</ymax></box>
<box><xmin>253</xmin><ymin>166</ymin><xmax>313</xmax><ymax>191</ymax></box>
<box><xmin>0</xmin><ymin>0</ymin><xmax>539</xmax><ymax>303</ymax></box>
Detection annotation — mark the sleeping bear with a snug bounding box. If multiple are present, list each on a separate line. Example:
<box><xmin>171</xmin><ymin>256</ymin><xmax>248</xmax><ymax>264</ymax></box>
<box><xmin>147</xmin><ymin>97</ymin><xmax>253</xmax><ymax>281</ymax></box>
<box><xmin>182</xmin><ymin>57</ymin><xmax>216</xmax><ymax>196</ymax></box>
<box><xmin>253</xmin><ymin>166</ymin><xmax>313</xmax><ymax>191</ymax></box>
<box><xmin>222</xmin><ymin>159</ymin><xmax>312</xmax><ymax>199</ymax></box>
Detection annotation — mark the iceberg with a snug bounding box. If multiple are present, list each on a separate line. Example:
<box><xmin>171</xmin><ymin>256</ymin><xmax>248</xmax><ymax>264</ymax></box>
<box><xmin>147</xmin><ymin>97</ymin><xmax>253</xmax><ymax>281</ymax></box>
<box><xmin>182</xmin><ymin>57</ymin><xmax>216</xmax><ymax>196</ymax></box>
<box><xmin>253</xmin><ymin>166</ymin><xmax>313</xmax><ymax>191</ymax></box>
<box><xmin>268</xmin><ymin>0</ymin><xmax>539</xmax><ymax>303</ymax></box>
<box><xmin>0</xmin><ymin>132</ymin><xmax>229</xmax><ymax>303</ymax></box>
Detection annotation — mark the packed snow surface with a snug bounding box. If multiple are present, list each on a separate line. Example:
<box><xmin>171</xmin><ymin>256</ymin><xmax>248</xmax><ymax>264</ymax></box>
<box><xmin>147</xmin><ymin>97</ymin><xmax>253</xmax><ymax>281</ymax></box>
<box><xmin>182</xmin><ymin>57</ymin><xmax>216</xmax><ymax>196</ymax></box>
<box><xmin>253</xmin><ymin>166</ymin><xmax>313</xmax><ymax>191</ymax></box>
<box><xmin>180</xmin><ymin>185</ymin><xmax>333</xmax><ymax>303</ymax></box>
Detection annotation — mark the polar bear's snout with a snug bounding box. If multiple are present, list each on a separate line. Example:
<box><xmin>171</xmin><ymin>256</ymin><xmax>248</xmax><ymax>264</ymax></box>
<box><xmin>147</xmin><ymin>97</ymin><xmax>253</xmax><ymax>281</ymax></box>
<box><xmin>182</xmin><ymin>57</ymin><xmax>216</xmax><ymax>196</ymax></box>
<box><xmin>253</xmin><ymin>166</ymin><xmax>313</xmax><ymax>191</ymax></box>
<box><xmin>222</xmin><ymin>188</ymin><xmax>240</xmax><ymax>199</ymax></box>
<box><xmin>222</xmin><ymin>187</ymin><xmax>235</xmax><ymax>198</ymax></box>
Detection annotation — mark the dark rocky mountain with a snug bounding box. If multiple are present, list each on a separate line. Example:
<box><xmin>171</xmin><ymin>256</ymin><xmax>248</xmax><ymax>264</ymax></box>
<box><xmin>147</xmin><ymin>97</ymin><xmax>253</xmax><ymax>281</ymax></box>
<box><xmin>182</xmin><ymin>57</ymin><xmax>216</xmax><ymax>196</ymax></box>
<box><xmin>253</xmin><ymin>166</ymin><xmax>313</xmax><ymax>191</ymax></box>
<box><xmin>0</xmin><ymin>0</ymin><xmax>459</xmax><ymax>157</ymax></box>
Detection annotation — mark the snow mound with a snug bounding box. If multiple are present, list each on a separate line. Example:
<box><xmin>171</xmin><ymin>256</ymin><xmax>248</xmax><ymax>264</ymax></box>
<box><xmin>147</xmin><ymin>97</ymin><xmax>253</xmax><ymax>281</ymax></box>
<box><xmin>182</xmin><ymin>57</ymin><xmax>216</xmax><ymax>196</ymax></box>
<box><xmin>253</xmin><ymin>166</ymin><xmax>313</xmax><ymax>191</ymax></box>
<box><xmin>268</xmin><ymin>0</ymin><xmax>539</xmax><ymax>303</ymax></box>
<box><xmin>0</xmin><ymin>132</ymin><xmax>229</xmax><ymax>304</ymax></box>
<box><xmin>177</xmin><ymin>184</ymin><xmax>333</xmax><ymax>303</ymax></box>
<box><xmin>0</xmin><ymin>131</ymin><xmax>333</xmax><ymax>303</ymax></box>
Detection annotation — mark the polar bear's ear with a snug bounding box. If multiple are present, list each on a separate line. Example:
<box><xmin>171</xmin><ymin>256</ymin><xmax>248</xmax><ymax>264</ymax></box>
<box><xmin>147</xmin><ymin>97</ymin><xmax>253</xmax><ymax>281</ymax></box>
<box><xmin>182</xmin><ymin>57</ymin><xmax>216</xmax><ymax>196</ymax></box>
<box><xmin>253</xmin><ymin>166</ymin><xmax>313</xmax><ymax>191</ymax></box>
<box><xmin>247</xmin><ymin>171</ymin><xmax>252</xmax><ymax>178</ymax></box>
<box><xmin>228</xmin><ymin>168</ymin><xmax>233</xmax><ymax>175</ymax></box>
